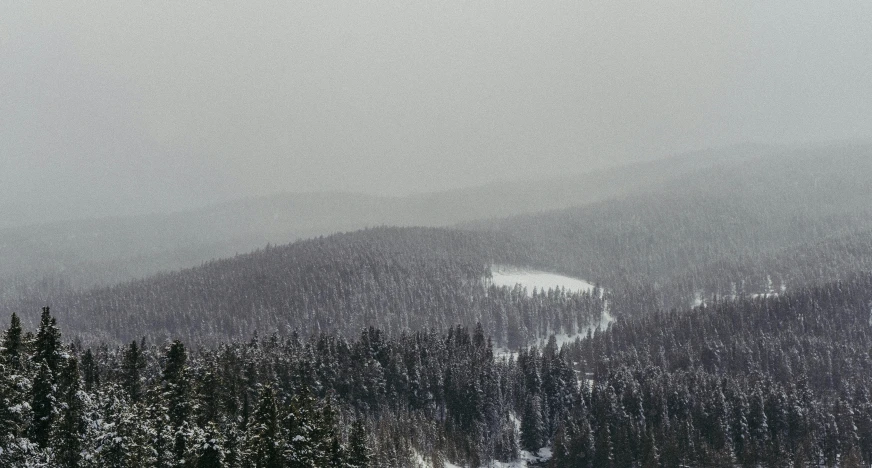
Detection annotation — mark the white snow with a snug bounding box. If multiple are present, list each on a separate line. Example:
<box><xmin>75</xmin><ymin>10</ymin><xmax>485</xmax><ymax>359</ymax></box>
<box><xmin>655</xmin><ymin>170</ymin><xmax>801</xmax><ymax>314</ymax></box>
<box><xmin>488</xmin><ymin>266</ymin><xmax>596</xmax><ymax>296</ymax></box>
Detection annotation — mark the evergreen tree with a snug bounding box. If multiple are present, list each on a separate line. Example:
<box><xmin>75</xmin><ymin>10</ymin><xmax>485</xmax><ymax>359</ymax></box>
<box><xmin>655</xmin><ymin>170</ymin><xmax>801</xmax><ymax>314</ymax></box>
<box><xmin>1</xmin><ymin>312</ymin><xmax>23</xmax><ymax>370</ymax></box>
<box><xmin>285</xmin><ymin>384</ymin><xmax>325</xmax><ymax>467</ymax></box>
<box><xmin>246</xmin><ymin>386</ymin><xmax>283</xmax><ymax>468</ymax></box>
<box><xmin>121</xmin><ymin>340</ymin><xmax>146</xmax><ymax>402</ymax></box>
<box><xmin>592</xmin><ymin>423</ymin><xmax>614</xmax><ymax>468</ymax></box>
<box><xmin>346</xmin><ymin>419</ymin><xmax>371</xmax><ymax>468</ymax></box>
<box><xmin>163</xmin><ymin>340</ymin><xmax>191</xmax><ymax>463</ymax></box>
<box><xmin>29</xmin><ymin>361</ymin><xmax>55</xmax><ymax>448</ymax></box>
<box><xmin>520</xmin><ymin>394</ymin><xmax>544</xmax><ymax>452</ymax></box>
<box><xmin>33</xmin><ymin>307</ymin><xmax>62</xmax><ymax>373</ymax></box>
<box><xmin>81</xmin><ymin>348</ymin><xmax>99</xmax><ymax>392</ymax></box>
<box><xmin>196</xmin><ymin>422</ymin><xmax>224</xmax><ymax>468</ymax></box>
<box><xmin>52</xmin><ymin>357</ymin><xmax>86</xmax><ymax>468</ymax></box>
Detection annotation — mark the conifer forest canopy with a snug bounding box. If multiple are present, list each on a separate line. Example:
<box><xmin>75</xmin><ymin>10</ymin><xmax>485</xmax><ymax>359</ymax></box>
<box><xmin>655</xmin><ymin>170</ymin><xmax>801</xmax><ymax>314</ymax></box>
<box><xmin>2</xmin><ymin>1</ymin><xmax>872</xmax><ymax>466</ymax></box>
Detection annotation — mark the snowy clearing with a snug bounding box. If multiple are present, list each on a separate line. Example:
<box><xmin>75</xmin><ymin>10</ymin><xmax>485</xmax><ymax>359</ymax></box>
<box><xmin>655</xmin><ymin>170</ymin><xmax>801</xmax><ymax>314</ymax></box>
<box><xmin>488</xmin><ymin>265</ymin><xmax>596</xmax><ymax>296</ymax></box>
<box><xmin>489</xmin><ymin>265</ymin><xmax>612</xmax><ymax>360</ymax></box>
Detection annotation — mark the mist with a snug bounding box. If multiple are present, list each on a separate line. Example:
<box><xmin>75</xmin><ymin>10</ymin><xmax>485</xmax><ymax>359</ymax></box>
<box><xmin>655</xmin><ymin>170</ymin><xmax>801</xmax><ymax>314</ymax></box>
<box><xmin>3</xmin><ymin>0</ymin><xmax>871</xmax><ymax>227</ymax></box>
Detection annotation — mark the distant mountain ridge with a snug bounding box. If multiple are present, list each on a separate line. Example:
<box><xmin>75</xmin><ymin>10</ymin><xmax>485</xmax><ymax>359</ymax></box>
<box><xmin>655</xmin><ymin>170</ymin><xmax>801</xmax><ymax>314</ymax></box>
<box><xmin>0</xmin><ymin>143</ymin><xmax>777</xmax><ymax>290</ymax></box>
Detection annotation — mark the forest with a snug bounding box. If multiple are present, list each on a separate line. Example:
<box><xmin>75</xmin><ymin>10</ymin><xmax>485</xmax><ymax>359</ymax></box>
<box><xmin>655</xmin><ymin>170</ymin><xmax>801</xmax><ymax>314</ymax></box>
<box><xmin>3</xmin><ymin>148</ymin><xmax>872</xmax><ymax>466</ymax></box>
<box><xmin>4</xmin><ymin>271</ymin><xmax>872</xmax><ymax>466</ymax></box>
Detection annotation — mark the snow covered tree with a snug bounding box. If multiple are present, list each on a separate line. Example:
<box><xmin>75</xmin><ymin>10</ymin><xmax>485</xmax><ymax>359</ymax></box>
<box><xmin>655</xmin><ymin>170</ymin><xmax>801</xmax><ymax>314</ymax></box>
<box><xmin>346</xmin><ymin>419</ymin><xmax>371</xmax><ymax>468</ymax></box>
<box><xmin>520</xmin><ymin>394</ymin><xmax>544</xmax><ymax>452</ymax></box>
<box><xmin>29</xmin><ymin>361</ymin><xmax>55</xmax><ymax>448</ymax></box>
<box><xmin>194</xmin><ymin>422</ymin><xmax>224</xmax><ymax>468</ymax></box>
<box><xmin>245</xmin><ymin>386</ymin><xmax>283</xmax><ymax>468</ymax></box>
<box><xmin>52</xmin><ymin>357</ymin><xmax>87</xmax><ymax>468</ymax></box>
<box><xmin>1</xmin><ymin>312</ymin><xmax>24</xmax><ymax>370</ymax></box>
<box><xmin>33</xmin><ymin>307</ymin><xmax>63</xmax><ymax>373</ymax></box>
<box><xmin>121</xmin><ymin>340</ymin><xmax>146</xmax><ymax>402</ymax></box>
<box><xmin>284</xmin><ymin>385</ymin><xmax>325</xmax><ymax>467</ymax></box>
<box><xmin>81</xmin><ymin>348</ymin><xmax>99</xmax><ymax>393</ymax></box>
<box><xmin>162</xmin><ymin>340</ymin><xmax>191</xmax><ymax>463</ymax></box>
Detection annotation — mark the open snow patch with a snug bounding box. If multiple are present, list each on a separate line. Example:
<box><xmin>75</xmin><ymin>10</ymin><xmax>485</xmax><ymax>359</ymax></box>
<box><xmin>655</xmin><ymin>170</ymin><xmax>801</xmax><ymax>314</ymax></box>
<box><xmin>489</xmin><ymin>266</ymin><xmax>596</xmax><ymax>296</ymax></box>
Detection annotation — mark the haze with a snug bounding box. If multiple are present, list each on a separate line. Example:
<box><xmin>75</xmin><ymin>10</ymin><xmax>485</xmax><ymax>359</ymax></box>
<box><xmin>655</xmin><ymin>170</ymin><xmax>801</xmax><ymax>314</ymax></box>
<box><xmin>2</xmin><ymin>0</ymin><xmax>871</xmax><ymax>227</ymax></box>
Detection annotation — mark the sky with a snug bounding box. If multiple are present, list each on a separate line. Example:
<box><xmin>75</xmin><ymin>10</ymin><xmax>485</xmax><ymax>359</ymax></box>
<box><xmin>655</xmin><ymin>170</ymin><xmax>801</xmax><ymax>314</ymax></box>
<box><xmin>2</xmin><ymin>0</ymin><xmax>871</xmax><ymax>226</ymax></box>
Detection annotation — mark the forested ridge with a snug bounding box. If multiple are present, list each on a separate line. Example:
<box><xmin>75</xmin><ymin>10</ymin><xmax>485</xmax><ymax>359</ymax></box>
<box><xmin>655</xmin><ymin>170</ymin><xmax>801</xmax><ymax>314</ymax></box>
<box><xmin>472</xmin><ymin>145</ymin><xmax>872</xmax><ymax>315</ymax></box>
<box><xmin>4</xmin><ymin>227</ymin><xmax>604</xmax><ymax>348</ymax></box>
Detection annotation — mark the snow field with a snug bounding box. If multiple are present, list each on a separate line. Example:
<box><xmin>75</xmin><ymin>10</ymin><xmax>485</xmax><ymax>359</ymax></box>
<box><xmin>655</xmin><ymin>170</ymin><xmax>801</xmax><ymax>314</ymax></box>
<box><xmin>488</xmin><ymin>266</ymin><xmax>596</xmax><ymax>296</ymax></box>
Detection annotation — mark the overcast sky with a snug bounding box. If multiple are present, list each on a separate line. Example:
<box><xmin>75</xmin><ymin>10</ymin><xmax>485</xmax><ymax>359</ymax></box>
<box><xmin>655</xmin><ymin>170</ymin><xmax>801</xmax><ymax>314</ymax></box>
<box><xmin>2</xmin><ymin>1</ymin><xmax>871</xmax><ymax>226</ymax></box>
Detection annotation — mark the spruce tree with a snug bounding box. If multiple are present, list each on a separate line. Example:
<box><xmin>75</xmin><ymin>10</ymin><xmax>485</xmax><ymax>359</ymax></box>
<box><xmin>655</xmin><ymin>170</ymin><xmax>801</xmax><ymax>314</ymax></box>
<box><xmin>196</xmin><ymin>422</ymin><xmax>224</xmax><ymax>468</ymax></box>
<box><xmin>29</xmin><ymin>361</ymin><xmax>55</xmax><ymax>448</ymax></box>
<box><xmin>520</xmin><ymin>394</ymin><xmax>544</xmax><ymax>452</ymax></box>
<box><xmin>52</xmin><ymin>357</ymin><xmax>86</xmax><ymax>468</ymax></box>
<box><xmin>285</xmin><ymin>384</ymin><xmax>323</xmax><ymax>467</ymax></box>
<box><xmin>1</xmin><ymin>313</ymin><xmax>23</xmax><ymax>370</ymax></box>
<box><xmin>346</xmin><ymin>419</ymin><xmax>370</xmax><ymax>468</ymax></box>
<box><xmin>81</xmin><ymin>348</ymin><xmax>99</xmax><ymax>392</ymax></box>
<box><xmin>246</xmin><ymin>386</ymin><xmax>283</xmax><ymax>468</ymax></box>
<box><xmin>0</xmin><ymin>361</ymin><xmax>26</xmax><ymax>439</ymax></box>
<box><xmin>122</xmin><ymin>340</ymin><xmax>145</xmax><ymax>402</ymax></box>
<box><xmin>592</xmin><ymin>423</ymin><xmax>614</xmax><ymax>468</ymax></box>
<box><xmin>163</xmin><ymin>340</ymin><xmax>191</xmax><ymax>463</ymax></box>
<box><xmin>33</xmin><ymin>307</ymin><xmax>62</xmax><ymax>373</ymax></box>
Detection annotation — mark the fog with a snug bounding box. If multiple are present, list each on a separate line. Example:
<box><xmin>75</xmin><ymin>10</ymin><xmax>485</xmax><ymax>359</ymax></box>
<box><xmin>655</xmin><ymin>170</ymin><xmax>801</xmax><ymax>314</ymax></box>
<box><xmin>3</xmin><ymin>0</ymin><xmax>871</xmax><ymax>227</ymax></box>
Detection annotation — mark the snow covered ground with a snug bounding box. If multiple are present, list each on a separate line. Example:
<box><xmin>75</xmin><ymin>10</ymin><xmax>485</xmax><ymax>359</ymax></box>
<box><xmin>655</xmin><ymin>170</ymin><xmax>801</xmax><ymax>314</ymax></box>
<box><xmin>489</xmin><ymin>265</ymin><xmax>596</xmax><ymax>296</ymax></box>
<box><xmin>489</xmin><ymin>265</ymin><xmax>613</xmax><ymax>359</ymax></box>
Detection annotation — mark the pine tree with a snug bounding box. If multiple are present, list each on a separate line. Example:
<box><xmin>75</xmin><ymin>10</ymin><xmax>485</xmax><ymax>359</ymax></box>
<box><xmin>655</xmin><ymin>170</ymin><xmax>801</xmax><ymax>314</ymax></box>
<box><xmin>246</xmin><ymin>386</ymin><xmax>283</xmax><ymax>468</ymax></box>
<box><xmin>121</xmin><ymin>340</ymin><xmax>146</xmax><ymax>402</ymax></box>
<box><xmin>33</xmin><ymin>307</ymin><xmax>62</xmax><ymax>373</ymax></box>
<box><xmin>640</xmin><ymin>428</ymin><xmax>660</xmax><ymax>468</ymax></box>
<box><xmin>163</xmin><ymin>340</ymin><xmax>191</xmax><ymax>463</ymax></box>
<box><xmin>196</xmin><ymin>422</ymin><xmax>224</xmax><ymax>468</ymax></box>
<box><xmin>0</xmin><ymin>365</ymin><xmax>18</xmax><ymax>438</ymax></box>
<box><xmin>285</xmin><ymin>384</ymin><xmax>324</xmax><ymax>467</ymax></box>
<box><xmin>1</xmin><ymin>313</ymin><xmax>23</xmax><ymax>370</ymax></box>
<box><xmin>592</xmin><ymin>423</ymin><xmax>614</xmax><ymax>468</ymax></box>
<box><xmin>346</xmin><ymin>419</ymin><xmax>371</xmax><ymax>468</ymax></box>
<box><xmin>52</xmin><ymin>357</ymin><xmax>86</xmax><ymax>468</ymax></box>
<box><xmin>95</xmin><ymin>386</ymin><xmax>151</xmax><ymax>467</ymax></box>
<box><xmin>520</xmin><ymin>394</ymin><xmax>544</xmax><ymax>452</ymax></box>
<box><xmin>29</xmin><ymin>361</ymin><xmax>55</xmax><ymax>448</ymax></box>
<box><xmin>81</xmin><ymin>348</ymin><xmax>99</xmax><ymax>392</ymax></box>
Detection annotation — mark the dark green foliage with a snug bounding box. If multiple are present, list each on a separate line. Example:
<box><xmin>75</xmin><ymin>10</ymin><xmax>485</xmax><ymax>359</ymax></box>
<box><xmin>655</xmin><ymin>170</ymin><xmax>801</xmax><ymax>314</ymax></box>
<box><xmin>52</xmin><ymin>357</ymin><xmax>85</xmax><ymax>468</ymax></box>
<box><xmin>520</xmin><ymin>394</ymin><xmax>544</xmax><ymax>452</ymax></box>
<box><xmin>1</xmin><ymin>312</ymin><xmax>23</xmax><ymax>370</ymax></box>
<box><xmin>121</xmin><ymin>340</ymin><xmax>145</xmax><ymax>402</ymax></box>
<box><xmin>29</xmin><ymin>361</ymin><xmax>54</xmax><ymax>447</ymax></box>
<box><xmin>346</xmin><ymin>419</ymin><xmax>371</xmax><ymax>468</ymax></box>
<box><xmin>81</xmin><ymin>348</ymin><xmax>99</xmax><ymax>392</ymax></box>
<box><xmin>33</xmin><ymin>307</ymin><xmax>62</xmax><ymax>373</ymax></box>
<box><xmin>246</xmin><ymin>386</ymin><xmax>283</xmax><ymax>468</ymax></box>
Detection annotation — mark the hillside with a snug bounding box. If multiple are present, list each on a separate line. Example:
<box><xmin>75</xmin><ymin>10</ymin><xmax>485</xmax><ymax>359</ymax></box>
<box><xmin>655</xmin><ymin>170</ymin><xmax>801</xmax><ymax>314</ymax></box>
<box><xmin>6</xmin><ymin>227</ymin><xmax>604</xmax><ymax>346</ymax></box>
<box><xmin>469</xmin><ymin>143</ymin><xmax>872</xmax><ymax>314</ymax></box>
<box><xmin>550</xmin><ymin>273</ymin><xmax>872</xmax><ymax>466</ymax></box>
<box><xmin>0</xmin><ymin>144</ymin><xmax>770</xmax><ymax>291</ymax></box>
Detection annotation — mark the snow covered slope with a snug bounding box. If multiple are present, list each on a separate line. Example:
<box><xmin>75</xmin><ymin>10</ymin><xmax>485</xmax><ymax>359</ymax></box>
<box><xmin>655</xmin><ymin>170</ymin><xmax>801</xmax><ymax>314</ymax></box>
<box><xmin>489</xmin><ymin>265</ymin><xmax>596</xmax><ymax>296</ymax></box>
